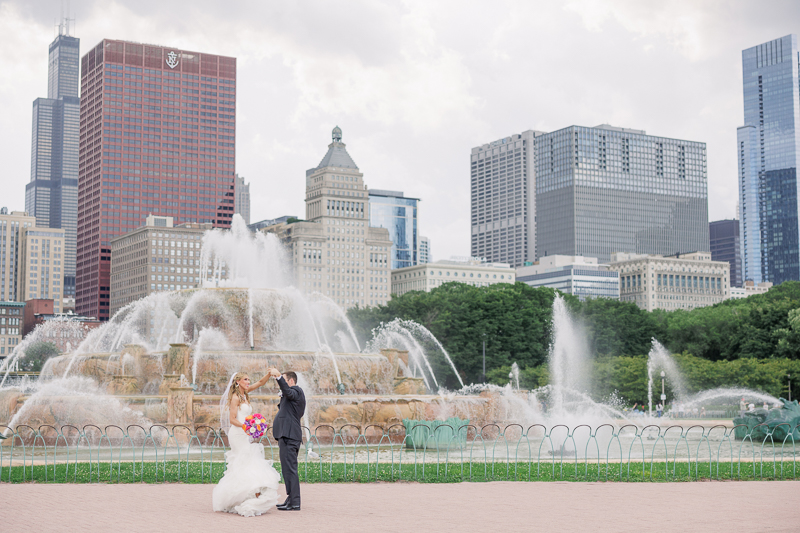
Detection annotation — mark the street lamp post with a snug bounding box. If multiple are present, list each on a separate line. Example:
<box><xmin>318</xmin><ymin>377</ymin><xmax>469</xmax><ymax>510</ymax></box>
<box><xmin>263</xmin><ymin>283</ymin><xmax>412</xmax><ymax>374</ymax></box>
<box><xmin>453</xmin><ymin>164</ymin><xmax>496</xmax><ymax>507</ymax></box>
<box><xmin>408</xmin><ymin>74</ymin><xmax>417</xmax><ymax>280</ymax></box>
<box><xmin>482</xmin><ymin>334</ymin><xmax>487</xmax><ymax>383</ymax></box>
<box><xmin>660</xmin><ymin>371</ymin><xmax>666</xmax><ymax>417</ymax></box>
<box><xmin>789</xmin><ymin>374</ymin><xmax>792</xmax><ymax>402</ymax></box>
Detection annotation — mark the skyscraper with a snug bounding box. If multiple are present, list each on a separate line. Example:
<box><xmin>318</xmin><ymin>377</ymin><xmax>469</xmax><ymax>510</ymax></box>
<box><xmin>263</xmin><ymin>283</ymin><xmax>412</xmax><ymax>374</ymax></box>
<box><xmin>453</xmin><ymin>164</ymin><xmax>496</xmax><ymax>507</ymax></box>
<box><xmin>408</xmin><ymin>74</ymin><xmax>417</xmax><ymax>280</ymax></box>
<box><xmin>0</xmin><ymin>209</ymin><xmax>35</xmax><ymax>304</ymax></box>
<box><xmin>77</xmin><ymin>40</ymin><xmax>236</xmax><ymax>320</ymax></box>
<box><xmin>710</xmin><ymin>219</ymin><xmax>743</xmax><ymax>288</ymax></box>
<box><xmin>264</xmin><ymin>126</ymin><xmax>393</xmax><ymax>309</ymax></box>
<box><xmin>26</xmin><ymin>22</ymin><xmax>79</xmax><ymax>299</ymax></box>
<box><xmin>471</xmin><ymin>130</ymin><xmax>542</xmax><ymax>266</ymax></box>
<box><xmin>0</xmin><ymin>208</ymin><xmax>64</xmax><ymax>310</ymax></box>
<box><xmin>419</xmin><ymin>236</ymin><xmax>431</xmax><ymax>264</ymax></box>
<box><xmin>535</xmin><ymin>125</ymin><xmax>709</xmax><ymax>263</ymax></box>
<box><xmin>739</xmin><ymin>35</ymin><xmax>800</xmax><ymax>285</ymax></box>
<box><xmin>19</xmin><ymin>226</ymin><xmax>65</xmax><ymax>308</ymax></box>
<box><xmin>369</xmin><ymin>189</ymin><xmax>419</xmax><ymax>269</ymax></box>
<box><xmin>234</xmin><ymin>174</ymin><xmax>251</xmax><ymax>224</ymax></box>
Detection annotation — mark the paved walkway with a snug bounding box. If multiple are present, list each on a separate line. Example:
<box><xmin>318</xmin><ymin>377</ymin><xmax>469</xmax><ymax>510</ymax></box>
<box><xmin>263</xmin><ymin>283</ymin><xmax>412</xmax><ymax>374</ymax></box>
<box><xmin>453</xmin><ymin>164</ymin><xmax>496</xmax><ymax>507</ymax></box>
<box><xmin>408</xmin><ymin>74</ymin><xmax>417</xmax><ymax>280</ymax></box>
<box><xmin>1</xmin><ymin>481</ymin><xmax>798</xmax><ymax>532</ymax></box>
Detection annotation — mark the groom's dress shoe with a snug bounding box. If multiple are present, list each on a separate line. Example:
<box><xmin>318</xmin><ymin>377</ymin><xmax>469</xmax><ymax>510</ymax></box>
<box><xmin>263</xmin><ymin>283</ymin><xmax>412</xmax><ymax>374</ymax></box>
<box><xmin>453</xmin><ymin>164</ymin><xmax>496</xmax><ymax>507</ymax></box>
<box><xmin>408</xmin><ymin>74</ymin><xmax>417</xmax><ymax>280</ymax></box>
<box><xmin>278</xmin><ymin>505</ymin><xmax>301</xmax><ymax>511</ymax></box>
<box><xmin>276</xmin><ymin>498</ymin><xmax>290</xmax><ymax>509</ymax></box>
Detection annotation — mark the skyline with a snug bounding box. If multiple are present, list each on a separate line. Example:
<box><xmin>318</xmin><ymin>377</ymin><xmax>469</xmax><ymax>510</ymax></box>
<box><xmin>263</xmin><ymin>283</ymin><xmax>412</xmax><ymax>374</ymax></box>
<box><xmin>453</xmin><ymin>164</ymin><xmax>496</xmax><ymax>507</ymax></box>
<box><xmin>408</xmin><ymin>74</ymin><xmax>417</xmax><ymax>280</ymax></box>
<box><xmin>2</xmin><ymin>1</ymin><xmax>800</xmax><ymax>261</ymax></box>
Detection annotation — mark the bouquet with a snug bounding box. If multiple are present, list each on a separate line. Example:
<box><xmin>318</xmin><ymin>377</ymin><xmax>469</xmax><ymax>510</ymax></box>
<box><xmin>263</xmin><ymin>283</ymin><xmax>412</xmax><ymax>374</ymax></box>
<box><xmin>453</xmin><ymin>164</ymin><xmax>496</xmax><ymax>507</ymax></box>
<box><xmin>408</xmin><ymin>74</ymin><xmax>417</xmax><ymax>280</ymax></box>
<box><xmin>243</xmin><ymin>413</ymin><xmax>268</xmax><ymax>440</ymax></box>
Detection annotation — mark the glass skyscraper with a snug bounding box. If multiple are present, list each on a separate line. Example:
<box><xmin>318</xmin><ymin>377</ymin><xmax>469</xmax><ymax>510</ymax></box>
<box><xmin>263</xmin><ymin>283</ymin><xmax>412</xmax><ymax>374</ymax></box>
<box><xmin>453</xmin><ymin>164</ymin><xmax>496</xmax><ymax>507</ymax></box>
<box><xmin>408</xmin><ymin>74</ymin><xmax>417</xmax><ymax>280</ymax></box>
<box><xmin>710</xmin><ymin>219</ymin><xmax>743</xmax><ymax>288</ymax></box>
<box><xmin>26</xmin><ymin>27</ymin><xmax>80</xmax><ymax>298</ymax></box>
<box><xmin>739</xmin><ymin>35</ymin><xmax>800</xmax><ymax>285</ymax></box>
<box><xmin>535</xmin><ymin>125</ymin><xmax>709</xmax><ymax>263</ymax></box>
<box><xmin>369</xmin><ymin>190</ymin><xmax>419</xmax><ymax>269</ymax></box>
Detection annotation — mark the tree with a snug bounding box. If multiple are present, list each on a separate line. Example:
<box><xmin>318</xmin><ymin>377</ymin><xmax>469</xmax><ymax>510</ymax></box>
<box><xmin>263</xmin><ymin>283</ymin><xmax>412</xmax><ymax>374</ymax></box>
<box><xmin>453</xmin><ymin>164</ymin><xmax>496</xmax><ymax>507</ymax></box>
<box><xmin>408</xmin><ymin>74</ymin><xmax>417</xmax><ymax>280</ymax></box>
<box><xmin>573</xmin><ymin>298</ymin><xmax>661</xmax><ymax>357</ymax></box>
<box><xmin>348</xmin><ymin>282</ymin><xmax>560</xmax><ymax>384</ymax></box>
<box><xmin>346</xmin><ymin>280</ymin><xmax>800</xmax><ymax>389</ymax></box>
<box><xmin>20</xmin><ymin>341</ymin><xmax>60</xmax><ymax>372</ymax></box>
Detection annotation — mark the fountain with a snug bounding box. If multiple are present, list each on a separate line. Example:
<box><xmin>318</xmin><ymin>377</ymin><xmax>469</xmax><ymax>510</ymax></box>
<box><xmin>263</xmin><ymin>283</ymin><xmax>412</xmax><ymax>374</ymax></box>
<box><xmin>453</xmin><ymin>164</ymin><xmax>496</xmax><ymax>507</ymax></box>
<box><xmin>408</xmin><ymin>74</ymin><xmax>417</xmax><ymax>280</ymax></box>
<box><xmin>0</xmin><ymin>216</ymin><xmax>490</xmax><ymax>432</ymax></box>
<box><xmin>510</xmin><ymin>362</ymin><xmax>520</xmax><ymax>390</ymax></box>
<box><xmin>521</xmin><ymin>295</ymin><xmax>630</xmax><ymax>426</ymax></box>
<box><xmin>0</xmin><ymin>219</ymin><xmax>789</xmax><ymax>439</ymax></box>
<box><xmin>451</xmin><ymin>294</ymin><xmax>786</xmax><ymax>433</ymax></box>
<box><xmin>644</xmin><ymin>339</ymin><xmax>783</xmax><ymax>421</ymax></box>
<box><xmin>647</xmin><ymin>339</ymin><xmax>686</xmax><ymax>416</ymax></box>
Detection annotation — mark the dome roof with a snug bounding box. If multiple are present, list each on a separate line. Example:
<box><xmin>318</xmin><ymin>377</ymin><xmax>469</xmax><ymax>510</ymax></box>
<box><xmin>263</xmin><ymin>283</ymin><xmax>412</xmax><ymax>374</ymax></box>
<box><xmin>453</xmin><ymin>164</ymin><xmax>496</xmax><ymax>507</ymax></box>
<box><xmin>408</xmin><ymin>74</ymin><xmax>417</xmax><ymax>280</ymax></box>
<box><xmin>306</xmin><ymin>125</ymin><xmax>358</xmax><ymax>174</ymax></box>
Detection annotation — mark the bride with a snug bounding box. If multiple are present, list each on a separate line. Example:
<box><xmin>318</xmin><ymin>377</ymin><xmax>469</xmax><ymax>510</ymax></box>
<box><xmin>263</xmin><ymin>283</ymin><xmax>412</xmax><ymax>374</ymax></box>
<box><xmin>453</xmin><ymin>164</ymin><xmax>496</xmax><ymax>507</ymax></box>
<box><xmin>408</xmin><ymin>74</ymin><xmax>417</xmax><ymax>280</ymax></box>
<box><xmin>212</xmin><ymin>371</ymin><xmax>281</xmax><ymax>517</ymax></box>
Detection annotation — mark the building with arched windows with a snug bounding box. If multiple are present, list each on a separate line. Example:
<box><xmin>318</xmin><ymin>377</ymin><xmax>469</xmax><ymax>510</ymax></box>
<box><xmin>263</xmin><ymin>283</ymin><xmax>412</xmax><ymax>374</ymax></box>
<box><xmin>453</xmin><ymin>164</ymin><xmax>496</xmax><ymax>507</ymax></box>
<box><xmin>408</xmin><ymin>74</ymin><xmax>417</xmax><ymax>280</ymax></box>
<box><xmin>609</xmin><ymin>252</ymin><xmax>729</xmax><ymax>311</ymax></box>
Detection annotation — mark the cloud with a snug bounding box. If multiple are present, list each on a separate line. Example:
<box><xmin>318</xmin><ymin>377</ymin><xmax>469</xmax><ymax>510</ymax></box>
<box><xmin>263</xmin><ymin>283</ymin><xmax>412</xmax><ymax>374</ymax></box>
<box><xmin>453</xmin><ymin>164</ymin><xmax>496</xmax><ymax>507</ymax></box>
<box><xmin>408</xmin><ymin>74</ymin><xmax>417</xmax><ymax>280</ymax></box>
<box><xmin>1</xmin><ymin>0</ymin><xmax>800</xmax><ymax>263</ymax></box>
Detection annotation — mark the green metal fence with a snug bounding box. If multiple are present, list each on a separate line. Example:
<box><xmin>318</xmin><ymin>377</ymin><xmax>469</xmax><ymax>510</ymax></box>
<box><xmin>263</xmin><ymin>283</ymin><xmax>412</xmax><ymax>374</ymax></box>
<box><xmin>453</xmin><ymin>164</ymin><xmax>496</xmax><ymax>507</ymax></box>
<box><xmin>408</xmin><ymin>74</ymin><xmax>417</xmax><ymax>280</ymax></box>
<box><xmin>1</xmin><ymin>422</ymin><xmax>797</xmax><ymax>483</ymax></box>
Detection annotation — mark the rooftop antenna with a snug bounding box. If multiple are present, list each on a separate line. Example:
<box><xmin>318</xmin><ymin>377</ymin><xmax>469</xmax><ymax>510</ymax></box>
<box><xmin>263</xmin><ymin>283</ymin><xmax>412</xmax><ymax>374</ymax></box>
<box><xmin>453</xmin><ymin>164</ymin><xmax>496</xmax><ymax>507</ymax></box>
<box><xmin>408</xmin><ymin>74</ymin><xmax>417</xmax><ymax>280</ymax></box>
<box><xmin>65</xmin><ymin>0</ymin><xmax>73</xmax><ymax>36</ymax></box>
<box><xmin>57</xmin><ymin>0</ymin><xmax>74</xmax><ymax>37</ymax></box>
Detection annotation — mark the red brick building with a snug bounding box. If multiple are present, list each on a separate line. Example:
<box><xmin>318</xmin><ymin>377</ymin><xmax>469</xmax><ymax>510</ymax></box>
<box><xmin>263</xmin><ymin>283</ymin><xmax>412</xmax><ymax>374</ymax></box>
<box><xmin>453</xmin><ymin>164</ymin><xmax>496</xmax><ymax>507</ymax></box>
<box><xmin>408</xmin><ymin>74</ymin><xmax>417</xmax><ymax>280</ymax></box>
<box><xmin>77</xmin><ymin>40</ymin><xmax>236</xmax><ymax>320</ymax></box>
<box><xmin>23</xmin><ymin>299</ymin><xmax>53</xmax><ymax>336</ymax></box>
<box><xmin>24</xmin><ymin>298</ymin><xmax>102</xmax><ymax>351</ymax></box>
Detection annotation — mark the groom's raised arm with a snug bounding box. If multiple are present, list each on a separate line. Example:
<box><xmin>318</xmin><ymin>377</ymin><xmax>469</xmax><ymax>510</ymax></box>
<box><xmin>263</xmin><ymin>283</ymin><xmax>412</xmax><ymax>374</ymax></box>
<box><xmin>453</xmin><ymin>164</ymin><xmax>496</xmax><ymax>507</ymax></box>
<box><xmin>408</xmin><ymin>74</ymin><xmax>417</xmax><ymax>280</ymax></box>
<box><xmin>276</xmin><ymin>375</ymin><xmax>300</xmax><ymax>401</ymax></box>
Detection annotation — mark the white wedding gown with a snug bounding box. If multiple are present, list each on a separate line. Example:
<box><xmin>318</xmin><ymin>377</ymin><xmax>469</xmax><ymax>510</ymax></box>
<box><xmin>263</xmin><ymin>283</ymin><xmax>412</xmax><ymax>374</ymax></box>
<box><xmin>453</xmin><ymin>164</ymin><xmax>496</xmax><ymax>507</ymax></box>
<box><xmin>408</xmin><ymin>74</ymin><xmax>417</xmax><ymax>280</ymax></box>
<box><xmin>212</xmin><ymin>402</ymin><xmax>280</xmax><ymax>517</ymax></box>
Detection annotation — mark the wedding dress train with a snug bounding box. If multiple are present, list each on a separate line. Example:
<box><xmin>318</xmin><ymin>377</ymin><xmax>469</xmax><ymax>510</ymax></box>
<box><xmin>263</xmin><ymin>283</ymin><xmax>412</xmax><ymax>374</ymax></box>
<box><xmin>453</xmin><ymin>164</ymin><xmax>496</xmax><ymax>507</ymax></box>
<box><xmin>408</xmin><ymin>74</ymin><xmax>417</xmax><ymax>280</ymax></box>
<box><xmin>212</xmin><ymin>403</ymin><xmax>280</xmax><ymax>517</ymax></box>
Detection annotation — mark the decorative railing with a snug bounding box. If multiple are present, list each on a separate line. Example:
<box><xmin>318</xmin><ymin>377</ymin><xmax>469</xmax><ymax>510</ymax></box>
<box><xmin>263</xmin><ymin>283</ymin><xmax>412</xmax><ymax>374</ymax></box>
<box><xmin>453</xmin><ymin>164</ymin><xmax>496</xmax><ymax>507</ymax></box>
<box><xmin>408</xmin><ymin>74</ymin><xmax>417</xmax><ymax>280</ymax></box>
<box><xmin>1</xmin><ymin>422</ymin><xmax>797</xmax><ymax>483</ymax></box>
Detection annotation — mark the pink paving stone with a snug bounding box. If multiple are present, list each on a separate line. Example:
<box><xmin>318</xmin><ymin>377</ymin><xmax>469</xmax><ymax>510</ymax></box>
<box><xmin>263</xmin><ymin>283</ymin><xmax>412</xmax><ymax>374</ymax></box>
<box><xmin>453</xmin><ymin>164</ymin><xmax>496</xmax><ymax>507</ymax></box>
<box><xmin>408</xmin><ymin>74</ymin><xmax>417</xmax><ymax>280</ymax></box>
<box><xmin>1</xmin><ymin>481</ymin><xmax>798</xmax><ymax>533</ymax></box>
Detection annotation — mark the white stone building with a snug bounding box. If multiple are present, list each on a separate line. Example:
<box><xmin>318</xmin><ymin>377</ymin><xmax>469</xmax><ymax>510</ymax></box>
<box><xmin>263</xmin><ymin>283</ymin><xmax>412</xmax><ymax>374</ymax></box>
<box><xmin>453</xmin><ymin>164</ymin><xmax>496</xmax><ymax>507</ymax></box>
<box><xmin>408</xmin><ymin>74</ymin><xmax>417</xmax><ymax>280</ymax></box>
<box><xmin>19</xmin><ymin>225</ymin><xmax>65</xmax><ymax>309</ymax></box>
<box><xmin>609</xmin><ymin>252</ymin><xmax>729</xmax><ymax>311</ymax></box>
<box><xmin>263</xmin><ymin>127</ymin><xmax>392</xmax><ymax>309</ymax></box>
<box><xmin>391</xmin><ymin>258</ymin><xmax>515</xmax><ymax>297</ymax></box>
<box><xmin>729</xmin><ymin>280</ymin><xmax>773</xmax><ymax>300</ymax></box>
<box><xmin>419</xmin><ymin>236</ymin><xmax>431</xmax><ymax>264</ymax></box>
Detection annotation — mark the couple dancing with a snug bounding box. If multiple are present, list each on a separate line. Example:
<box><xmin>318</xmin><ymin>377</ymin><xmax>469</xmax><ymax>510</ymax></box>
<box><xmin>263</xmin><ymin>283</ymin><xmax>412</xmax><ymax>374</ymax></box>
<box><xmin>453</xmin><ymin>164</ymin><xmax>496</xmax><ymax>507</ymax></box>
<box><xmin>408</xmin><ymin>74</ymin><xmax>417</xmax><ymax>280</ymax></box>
<box><xmin>212</xmin><ymin>367</ymin><xmax>306</xmax><ymax>517</ymax></box>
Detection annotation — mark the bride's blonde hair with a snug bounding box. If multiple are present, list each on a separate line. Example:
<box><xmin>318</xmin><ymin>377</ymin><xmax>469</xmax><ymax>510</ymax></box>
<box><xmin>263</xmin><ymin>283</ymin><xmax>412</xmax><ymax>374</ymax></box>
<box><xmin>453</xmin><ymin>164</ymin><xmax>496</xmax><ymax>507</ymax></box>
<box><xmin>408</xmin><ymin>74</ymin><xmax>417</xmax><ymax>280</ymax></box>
<box><xmin>227</xmin><ymin>372</ymin><xmax>250</xmax><ymax>405</ymax></box>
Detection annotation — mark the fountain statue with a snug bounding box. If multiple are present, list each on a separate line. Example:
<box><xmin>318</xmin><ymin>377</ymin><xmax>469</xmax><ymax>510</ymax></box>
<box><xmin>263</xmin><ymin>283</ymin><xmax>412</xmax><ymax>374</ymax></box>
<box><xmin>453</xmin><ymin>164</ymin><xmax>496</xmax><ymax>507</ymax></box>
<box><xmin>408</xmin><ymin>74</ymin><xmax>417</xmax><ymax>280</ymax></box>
<box><xmin>734</xmin><ymin>398</ymin><xmax>800</xmax><ymax>441</ymax></box>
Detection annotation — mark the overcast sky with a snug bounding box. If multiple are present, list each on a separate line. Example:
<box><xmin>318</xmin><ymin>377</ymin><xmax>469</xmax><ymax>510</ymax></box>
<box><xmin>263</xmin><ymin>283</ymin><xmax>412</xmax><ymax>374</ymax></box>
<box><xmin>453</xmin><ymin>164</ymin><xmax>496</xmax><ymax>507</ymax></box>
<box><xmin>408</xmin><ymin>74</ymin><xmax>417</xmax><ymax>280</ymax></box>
<box><xmin>1</xmin><ymin>0</ymin><xmax>799</xmax><ymax>260</ymax></box>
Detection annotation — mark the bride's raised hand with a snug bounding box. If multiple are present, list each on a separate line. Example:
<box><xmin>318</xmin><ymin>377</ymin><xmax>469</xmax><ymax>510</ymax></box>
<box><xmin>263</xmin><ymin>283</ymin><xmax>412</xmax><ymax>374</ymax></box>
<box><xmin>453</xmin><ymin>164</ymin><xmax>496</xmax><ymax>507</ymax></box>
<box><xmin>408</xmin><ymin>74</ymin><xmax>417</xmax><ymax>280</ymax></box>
<box><xmin>248</xmin><ymin>372</ymin><xmax>272</xmax><ymax>393</ymax></box>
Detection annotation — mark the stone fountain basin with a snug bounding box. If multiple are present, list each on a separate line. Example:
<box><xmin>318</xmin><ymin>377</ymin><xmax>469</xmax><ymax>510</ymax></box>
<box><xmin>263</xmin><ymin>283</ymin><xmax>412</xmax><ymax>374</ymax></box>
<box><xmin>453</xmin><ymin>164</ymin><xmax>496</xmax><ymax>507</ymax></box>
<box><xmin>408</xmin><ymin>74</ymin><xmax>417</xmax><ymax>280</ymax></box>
<box><xmin>44</xmin><ymin>347</ymin><xmax>411</xmax><ymax>396</ymax></box>
<box><xmin>3</xmin><ymin>392</ymin><xmax>493</xmax><ymax>430</ymax></box>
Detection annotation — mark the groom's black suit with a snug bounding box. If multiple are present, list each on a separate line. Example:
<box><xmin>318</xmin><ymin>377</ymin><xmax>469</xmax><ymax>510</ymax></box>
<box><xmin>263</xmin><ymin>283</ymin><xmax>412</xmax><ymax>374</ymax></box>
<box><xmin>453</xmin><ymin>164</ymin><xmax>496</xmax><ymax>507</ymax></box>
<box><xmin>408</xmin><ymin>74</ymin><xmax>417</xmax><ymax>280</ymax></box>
<box><xmin>272</xmin><ymin>376</ymin><xmax>305</xmax><ymax>508</ymax></box>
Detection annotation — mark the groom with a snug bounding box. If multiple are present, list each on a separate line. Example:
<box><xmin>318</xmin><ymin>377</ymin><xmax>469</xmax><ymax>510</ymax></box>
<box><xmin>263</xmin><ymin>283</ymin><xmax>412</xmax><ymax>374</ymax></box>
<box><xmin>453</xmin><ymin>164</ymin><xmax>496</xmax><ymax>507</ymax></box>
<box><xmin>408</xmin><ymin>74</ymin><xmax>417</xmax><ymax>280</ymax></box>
<box><xmin>268</xmin><ymin>367</ymin><xmax>305</xmax><ymax>511</ymax></box>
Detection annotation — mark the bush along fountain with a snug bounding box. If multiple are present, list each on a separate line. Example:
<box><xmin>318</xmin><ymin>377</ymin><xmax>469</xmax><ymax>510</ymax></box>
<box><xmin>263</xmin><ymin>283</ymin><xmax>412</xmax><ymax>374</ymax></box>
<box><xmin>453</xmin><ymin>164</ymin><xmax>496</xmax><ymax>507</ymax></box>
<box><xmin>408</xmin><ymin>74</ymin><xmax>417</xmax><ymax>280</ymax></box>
<box><xmin>0</xmin><ymin>216</ymin><xmax>490</xmax><ymax>432</ymax></box>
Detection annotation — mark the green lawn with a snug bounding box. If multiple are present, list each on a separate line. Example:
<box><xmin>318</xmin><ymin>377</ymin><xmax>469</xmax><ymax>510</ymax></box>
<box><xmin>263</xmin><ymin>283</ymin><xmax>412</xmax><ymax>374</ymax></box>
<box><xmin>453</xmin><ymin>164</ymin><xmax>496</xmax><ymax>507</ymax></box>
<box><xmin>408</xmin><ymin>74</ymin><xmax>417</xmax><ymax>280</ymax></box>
<box><xmin>1</xmin><ymin>460</ymin><xmax>797</xmax><ymax>483</ymax></box>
